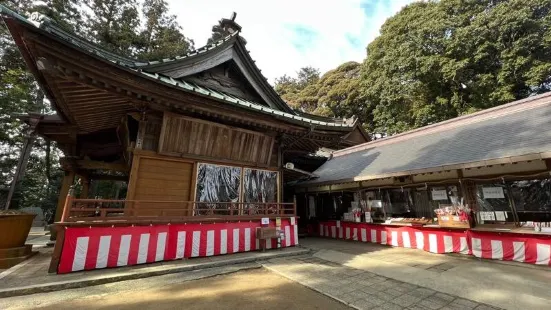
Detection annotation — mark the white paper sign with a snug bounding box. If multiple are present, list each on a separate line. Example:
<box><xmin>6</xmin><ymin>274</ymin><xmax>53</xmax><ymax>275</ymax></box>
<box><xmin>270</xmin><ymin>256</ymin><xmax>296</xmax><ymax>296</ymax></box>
<box><xmin>261</xmin><ymin>218</ymin><xmax>269</xmax><ymax>225</ymax></box>
<box><xmin>495</xmin><ymin>211</ymin><xmax>507</xmax><ymax>222</ymax></box>
<box><xmin>431</xmin><ymin>190</ymin><xmax>448</xmax><ymax>201</ymax></box>
<box><xmin>480</xmin><ymin>211</ymin><xmax>496</xmax><ymax>221</ymax></box>
<box><xmin>482</xmin><ymin>187</ymin><xmax>505</xmax><ymax>199</ymax></box>
<box><xmin>290</xmin><ymin>217</ymin><xmax>296</xmax><ymax>225</ymax></box>
<box><xmin>336</xmin><ymin>220</ymin><xmax>341</xmax><ymax>228</ymax></box>
<box><xmin>372</xmin><ymin>200</ymin><xmax>383</xmax><ymax>208</ymax></box>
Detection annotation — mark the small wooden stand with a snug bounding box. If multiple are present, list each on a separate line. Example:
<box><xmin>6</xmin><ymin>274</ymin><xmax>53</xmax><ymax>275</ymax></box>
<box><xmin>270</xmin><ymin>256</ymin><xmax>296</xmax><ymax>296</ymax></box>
<box><xmin>437</xmin><ymin>215</ymin><xmax>471</xmax><ymax>228</ymax></box>
<box><xmin>256</xmin><ymin>227</ymin><xmax>278</xmax><ymax>251</ymax></box>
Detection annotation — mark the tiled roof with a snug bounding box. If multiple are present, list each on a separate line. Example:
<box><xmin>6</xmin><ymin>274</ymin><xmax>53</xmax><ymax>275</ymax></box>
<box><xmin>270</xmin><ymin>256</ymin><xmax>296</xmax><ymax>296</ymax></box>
<box><xmin>135</xmin><ymin>70</ymin><xmax>352</xmax><ymax>128</ymax></box>
<box><xmin>0</xmin><ymin>5</ymin><xmax>355</xmax><ymax>129</ymax></box>
<box><xmin>305</xmin><ymin>92</ymin><xmax>551</xmax><ymax>185</ymax></box>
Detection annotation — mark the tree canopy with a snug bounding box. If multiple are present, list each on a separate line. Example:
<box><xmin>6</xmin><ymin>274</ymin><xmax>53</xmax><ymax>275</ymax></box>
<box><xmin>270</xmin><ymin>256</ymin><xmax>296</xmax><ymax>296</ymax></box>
<box><xmin>363</xmin><ymin>0</ymin><xmax>551</xmax><ymax>134</ymax></box>
<box><xmin>276</xmin><ymin>0</ymin><xmax>551</xmax><ymax>135</ymax></box>
<box><xmin>0</xmin><ymin>0</ymin><xmax>193</xmax><ymax>213</ymax></box>
<box><xmin>274</xmin><ymin>64</ymin><xmax>374</xmax><ymax>133</ymax></box>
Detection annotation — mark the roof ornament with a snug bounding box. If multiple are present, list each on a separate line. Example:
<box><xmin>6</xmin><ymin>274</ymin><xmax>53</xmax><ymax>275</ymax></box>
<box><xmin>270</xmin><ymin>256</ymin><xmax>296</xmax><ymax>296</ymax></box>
<box><xmin>29</xmin><ymin>11</ymin><xmax>51</xmax><ymax>27</ymax></box>
<box><xmin>210</xmin><ymin>12</ymin><xmax>245</xmax><ymax>45</ymax></box>
<box><xmin>219</xmin><ymin>12</ymin><xmax>241</xmax><ymax>34</ymax></box>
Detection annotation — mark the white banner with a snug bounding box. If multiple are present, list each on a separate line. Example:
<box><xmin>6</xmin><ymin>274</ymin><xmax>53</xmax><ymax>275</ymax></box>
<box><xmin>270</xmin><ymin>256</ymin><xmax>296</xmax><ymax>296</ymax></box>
<box><xmin>482</xmin><ymin>187</ymin><xmax>505</xmax><ymax>199</ymax></box>
<box><xmin>431</xmin><ymin>190</ymin><xmax>448</xmax><ymax>201</ymax></box>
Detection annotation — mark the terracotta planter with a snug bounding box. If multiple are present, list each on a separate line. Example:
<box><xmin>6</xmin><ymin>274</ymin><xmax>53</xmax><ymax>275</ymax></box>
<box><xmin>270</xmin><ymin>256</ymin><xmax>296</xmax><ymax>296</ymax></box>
<box><xmin>0</xmin><ymin>213</ymin><xmax>37</xmax><ymax>249</ymax></box>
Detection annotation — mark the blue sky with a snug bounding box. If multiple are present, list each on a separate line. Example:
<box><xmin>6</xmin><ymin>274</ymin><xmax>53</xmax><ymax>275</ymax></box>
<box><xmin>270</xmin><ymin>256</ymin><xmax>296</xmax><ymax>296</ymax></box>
<box><xmin>168</xmin><ymin>0</ymin><xmax>416</xmax><ymax>83</ymax></box>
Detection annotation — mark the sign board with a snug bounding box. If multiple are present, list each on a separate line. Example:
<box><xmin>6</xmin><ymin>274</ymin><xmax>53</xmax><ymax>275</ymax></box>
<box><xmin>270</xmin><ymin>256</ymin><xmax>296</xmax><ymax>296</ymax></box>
<box><xmin>482</xmin><ymin>187</ymin><xmax>505</xmax><ymax>199</ymax></box>
<box><xmin>480</xmin><ymin>211</ymin><xmax>496</xmax><ymax>221</ymax></box>
<box><xmin>495</xmin><ymin>211</ymin><xmax>507</xmax><ymax>221</ymax></box>
<box><xmin>336</xmin><ymin>220</ymin><xmax>341</xmax><ymax>228</ymax></box>
<box><xmin>261</xmin><ymin>218</ymin><xmax>269</xmax><ymax>225</ymax></box>
<box><xmin>275</xmin><ymin>217</ymin><xmax>281</xmax><ymax>227</ymax></box>
<box><xmin>431</xmin><ymin>190</ymin><xmax>448</xmax><ymax>201</ymax></box>
<box><xmin>290</xmin><ymin>217</ymin><xmax>296</xmax><ymax>225</ymax></box>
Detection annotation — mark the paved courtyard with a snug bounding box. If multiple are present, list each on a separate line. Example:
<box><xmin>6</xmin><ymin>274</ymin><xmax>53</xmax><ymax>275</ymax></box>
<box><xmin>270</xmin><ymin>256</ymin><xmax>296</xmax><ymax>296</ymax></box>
<box><xmin>2</xmin><ymin>236</ymin><xmax>551</xmax><ymax>310</ymax></box>
<box><xmin>265</xmin><ymin>255</ymin><xmax>497</xmax><ymax>310</ymax></box>
<box><xmin>296</xmin><ymin>238</ymin><xmax>551</xmax><ymax>310</ymax></box>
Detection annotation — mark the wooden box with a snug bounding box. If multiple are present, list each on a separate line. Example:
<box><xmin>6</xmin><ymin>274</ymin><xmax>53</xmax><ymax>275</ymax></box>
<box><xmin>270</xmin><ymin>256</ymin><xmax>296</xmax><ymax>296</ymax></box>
<box><xmin>437</xmin><ymin>215</ymin><xmax>470</xmax><ymax>229</ymax></box>
<box><xmin>256</xmin><ymin>227</ymin><xmax>278</xmax><ymax>239</ymax></box>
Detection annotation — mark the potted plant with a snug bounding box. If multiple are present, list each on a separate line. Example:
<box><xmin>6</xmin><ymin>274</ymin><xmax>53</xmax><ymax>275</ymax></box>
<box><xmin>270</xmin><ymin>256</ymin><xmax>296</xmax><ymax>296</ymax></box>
<box><xmin>0</xmin><ymin>210</ymin><xmax>36</xmax><ymax>249</ymax></box>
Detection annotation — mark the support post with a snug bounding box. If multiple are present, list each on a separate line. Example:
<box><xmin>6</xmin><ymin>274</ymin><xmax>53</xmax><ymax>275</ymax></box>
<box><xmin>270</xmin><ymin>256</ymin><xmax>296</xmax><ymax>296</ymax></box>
<box><xmin>293</xmin><ymin>195</ymin><xmax>297</xmax><ymax>216</ymax></box>
<box><xmin>54</xmin><ymin>170</ymin><xmax>76</xmax><ymax>223</ymax></box>
<box><xmin>80</xmin><ymin>175</ymin><xmax>89</xmax><ymax>199</ymax></box>
<box><xmin>60</xmin><ymin>185</ymin><xmax>75</xmax><ymax>223</ymax></box>
<box><xmin>48</xmin><ymin>225</ymin><xmax>65</xmax><ymax>273</ymax></box>
<box><xmin>4</xmin><ymin>117</ymin><xmax>40</xmax><ymax>210</ymax></box>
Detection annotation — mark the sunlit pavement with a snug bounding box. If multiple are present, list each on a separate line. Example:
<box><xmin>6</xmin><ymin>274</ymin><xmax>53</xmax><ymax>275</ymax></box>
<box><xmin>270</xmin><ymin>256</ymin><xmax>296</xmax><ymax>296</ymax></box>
<box><xmin>0</xmin><ymin>264</ymin><xmax>350</xmax><ymax>310</ymax></box>
<box><xmin>2</xmin><ymin>237</ymin><xmax>550</xmax><ymax>309</ymax></box>
<box><xmin>294</xmin><ymin>238</ymin><xmax>551</xmax><ymax>310</ymax></box>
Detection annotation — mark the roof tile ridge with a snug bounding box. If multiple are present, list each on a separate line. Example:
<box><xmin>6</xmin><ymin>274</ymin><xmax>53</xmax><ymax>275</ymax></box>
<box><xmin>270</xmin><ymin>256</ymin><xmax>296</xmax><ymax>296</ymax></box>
<box><xmin>138</xmin><ymin>31</ymin><xmax>239</xmax><ymax>67</ymax></box>
<box><xmin>333</xmin><ymin>92</ymin><xmax>551</xmax><ymax>157</ymax></box>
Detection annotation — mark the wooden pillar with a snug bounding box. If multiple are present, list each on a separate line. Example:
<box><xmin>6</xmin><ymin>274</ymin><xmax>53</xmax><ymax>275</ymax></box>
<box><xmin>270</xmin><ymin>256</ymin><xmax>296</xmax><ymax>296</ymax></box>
<box><xmin>54</xmin><ymin>170</ymin><xmax>75</xmax><ymax>223</ymax></box>
<box><xmin>277</xmin><ymin>143</ymin><xmax>283</xmax><ymax>203</ymax></box>
<box><xmin>80</xmin><ymin>175</ymin><xmax>90</xmax><ymax>199</ymax></box>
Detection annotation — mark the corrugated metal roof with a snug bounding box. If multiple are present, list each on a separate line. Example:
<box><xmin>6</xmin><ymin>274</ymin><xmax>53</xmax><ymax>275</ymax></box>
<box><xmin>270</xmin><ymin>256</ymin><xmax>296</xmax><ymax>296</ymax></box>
<box><xmin>305</xmin><ymin>93</ymin><xmax>551</xmax><ymax>185</ymax></box>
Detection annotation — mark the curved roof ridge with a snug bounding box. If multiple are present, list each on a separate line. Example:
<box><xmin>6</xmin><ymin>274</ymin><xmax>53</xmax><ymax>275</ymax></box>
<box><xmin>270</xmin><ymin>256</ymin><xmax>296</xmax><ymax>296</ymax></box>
<box><xmin>333</xmin><ymin>91</ymin><xmax>551</xmax><ymax>157</ymax></box>
<box><xmin>138</xmin><ymin>31</ymin><xmax>239</xmax><ymax>68</ymax></box>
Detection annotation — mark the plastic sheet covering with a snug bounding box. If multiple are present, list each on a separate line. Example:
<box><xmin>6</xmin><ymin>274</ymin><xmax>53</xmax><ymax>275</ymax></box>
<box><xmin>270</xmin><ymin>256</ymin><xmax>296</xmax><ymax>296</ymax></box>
<box><xmin>509</xmin><ymin>179</ymin><xmax>551</xmax><ymax>212</ymax></box>
<box><xmin>195</xmin><ymin>163</ymin><xmax>241</xmax><ymax>215</ymax></box>
<box><xmin>243</xmin><ymin>168</ymin><xmax>277</xmax><ymax>214</ymax></box>
<box><xmin>476</xmin><ymin>184</ymin><xmax>511</xmax><ymax>212</ymax></box>
<box><xmin>243</xmin><ymin>168</ymin><xmax>277</xmax><ymax>213</ymax></box>
<box><xmin>509</xmin><ymin>179</ymin><xmax>551</xmax><ymax>221</ymax></box>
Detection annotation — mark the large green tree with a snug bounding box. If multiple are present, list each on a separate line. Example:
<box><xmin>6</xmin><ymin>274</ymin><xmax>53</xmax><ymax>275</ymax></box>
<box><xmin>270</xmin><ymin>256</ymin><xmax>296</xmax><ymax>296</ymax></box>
<box><xmin>136</xmin><ymin>0</ymin><xmax>194</xmax><ymax>59</ymax></box>
<box><xmin>362</xmin><ymin>0</ymin><xmax>551</xmax><ymax>134</ymax></box>
<box><xmin>84</xmin><ymin>0</ymin><xmax>141</xmax><ymax>56</ymax></box>
<box><xmin>1</xmin><ymin>0</ymin><xmax>81</xmax><ymax>213</ymax></box>
<box><xmin>275</xmin><ymin>63</ymin><xmax>374</xmax><ymax>132</ymax></box>
<box><xmin>1</xmin><ymin>0</ymin><xmax>192</xmax><ymax>214</ymax></box>
<box><xmin>274</xmin><ymin>66</ymin><xmax>320</xmax><ymax>112</ymax></box>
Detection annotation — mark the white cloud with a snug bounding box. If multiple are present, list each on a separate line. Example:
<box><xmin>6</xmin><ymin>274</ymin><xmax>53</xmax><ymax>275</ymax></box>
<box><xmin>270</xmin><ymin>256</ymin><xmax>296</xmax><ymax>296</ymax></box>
<box><xmin>167</xmin><ymin>0</ymin><xmax>416</xmax><ymax>83</ymax></box>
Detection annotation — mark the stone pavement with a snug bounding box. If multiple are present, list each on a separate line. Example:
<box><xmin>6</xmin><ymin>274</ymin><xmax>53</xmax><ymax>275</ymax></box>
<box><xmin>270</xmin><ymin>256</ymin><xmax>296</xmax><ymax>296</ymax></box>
<box><xmin>297</xmin><ymin>238</ymin><xmax>551</xmax><ymax>310</ymax></box>
<box><xmin>0</xmin><ymin>245</ymin><xmax>309</xmax><ymax>298</ymax></box>
<box><xmin>264</xmin><ymin>255</ymin><xmax>498</xmax><ymax>310</ymax></box>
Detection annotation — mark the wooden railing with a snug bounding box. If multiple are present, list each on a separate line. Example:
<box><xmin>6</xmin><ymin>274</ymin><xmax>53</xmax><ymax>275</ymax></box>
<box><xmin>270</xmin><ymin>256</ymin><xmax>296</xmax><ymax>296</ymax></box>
<box><xmin>60</xmin><ymin>193</ymin><xmax>296</xmax><ymax>223</ymax></box>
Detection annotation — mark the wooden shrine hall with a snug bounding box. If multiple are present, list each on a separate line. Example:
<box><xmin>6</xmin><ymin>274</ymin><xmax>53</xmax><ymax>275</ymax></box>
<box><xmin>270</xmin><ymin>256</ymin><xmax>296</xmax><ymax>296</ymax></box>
<box><xmin>1</xmin><ymin>7</ymin><xmax>368</xmax><ymax>273</ymax></box>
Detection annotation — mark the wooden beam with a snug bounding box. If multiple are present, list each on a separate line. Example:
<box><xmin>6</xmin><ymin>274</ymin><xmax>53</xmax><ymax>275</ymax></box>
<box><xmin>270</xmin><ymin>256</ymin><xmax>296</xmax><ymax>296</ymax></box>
<box><xmin>88</xmin><ymin>174</ymin><xmax>128</xmax><ymax>181</ymax></box>
<box><xmin>60</xmin><ymin>158</ymin><xmax>129</xmax><ymax>172</ymax></box>
<box><xmin>76</xmin><ymin>160</ymin><xmax>129</xmax><ymax>172</ymax></box>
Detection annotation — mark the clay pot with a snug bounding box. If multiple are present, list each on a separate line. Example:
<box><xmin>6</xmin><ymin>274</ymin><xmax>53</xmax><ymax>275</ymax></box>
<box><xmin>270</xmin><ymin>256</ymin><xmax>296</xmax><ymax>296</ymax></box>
<box><xmin>0</xmin><ymin>211</ymin><xmax>37</xmax><ymax>249</ymax></box>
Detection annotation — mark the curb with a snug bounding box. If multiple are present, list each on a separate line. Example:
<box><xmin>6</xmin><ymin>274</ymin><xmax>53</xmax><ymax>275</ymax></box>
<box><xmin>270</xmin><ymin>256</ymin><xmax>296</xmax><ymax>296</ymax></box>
<box><xmin>0</xmin><ymin>248</ymin><xmax>310</xmax><ymax>298</ymax></box>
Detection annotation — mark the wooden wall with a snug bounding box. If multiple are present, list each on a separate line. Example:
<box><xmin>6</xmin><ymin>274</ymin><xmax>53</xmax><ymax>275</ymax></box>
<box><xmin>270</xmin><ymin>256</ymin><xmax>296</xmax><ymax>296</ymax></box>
<box><xmin>158</xmin><ymin>113</ymin><xmax>275</xmax><ymax>167</ymax></box>
<box><xmin>127</xmin><ymin>154</ymin><xmax>196</xmax><ymax>216</ymax></box>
